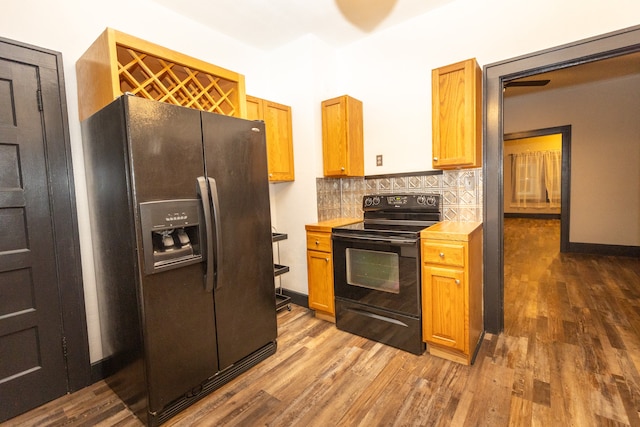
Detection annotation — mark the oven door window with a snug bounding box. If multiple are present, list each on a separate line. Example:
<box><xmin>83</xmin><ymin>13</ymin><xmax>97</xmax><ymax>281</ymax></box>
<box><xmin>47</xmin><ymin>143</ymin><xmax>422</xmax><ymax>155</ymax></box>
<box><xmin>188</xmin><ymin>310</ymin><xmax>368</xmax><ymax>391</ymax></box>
<box><xmin>332</xmin><ymin>236</ymin><xmax>420</xmax><ymax>316</ymax></box>
<box><xmin>346</xmin><ymin>248</ymin><xmax>399</xmax><ymax>294</ymax></box>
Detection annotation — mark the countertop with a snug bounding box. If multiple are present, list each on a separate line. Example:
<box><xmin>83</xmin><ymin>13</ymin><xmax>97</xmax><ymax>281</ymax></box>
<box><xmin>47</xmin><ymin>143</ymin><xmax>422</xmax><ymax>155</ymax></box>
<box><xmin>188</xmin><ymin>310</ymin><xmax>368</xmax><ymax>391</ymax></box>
<box><xmin>421</xmin><ymin>221</ymin><xmax>483</xmax><ymax>241</ymax></box>
<box><xmin>305</xmin><ymin>219</ymin><xmax>482</xmax><ymax>238</ymax></box>
<box><xmin>305</xmin><ymin>218</ymin><xmax>362</xmax><ymax>233</ymax></box>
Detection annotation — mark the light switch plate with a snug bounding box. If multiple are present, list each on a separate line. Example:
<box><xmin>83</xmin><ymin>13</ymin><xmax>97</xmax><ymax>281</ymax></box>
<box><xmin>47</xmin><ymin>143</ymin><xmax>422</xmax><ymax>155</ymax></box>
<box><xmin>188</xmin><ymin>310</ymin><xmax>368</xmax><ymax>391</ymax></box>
<box><xmin>463</xmin><ymin>175</ymin><xmax>474</xmax><ymax>190</ymax></box>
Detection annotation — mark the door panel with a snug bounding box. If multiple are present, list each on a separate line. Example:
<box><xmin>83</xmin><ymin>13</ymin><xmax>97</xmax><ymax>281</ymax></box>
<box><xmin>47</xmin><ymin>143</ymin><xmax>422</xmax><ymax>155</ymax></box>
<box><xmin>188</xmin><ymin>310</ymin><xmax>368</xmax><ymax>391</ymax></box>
<box><xmin>307</xmin><ymin>250</ymin><xmax>334</xmax><ymax>314</ymax></box>
<box><xmin>0</xmin><ymin>58</ymin><xmax>67</xmax><ymax>421</ymax></box>
<box><xmin>201</xmin><ymin>113</ymin><xmax>277</xmax><ymax>369</ymax></box>
<box><xmin>123</xmin><ymin>97</ymin><xmax>218</xmax><ymax>411</ymax></box>
<box><xmin>264</xmin><ymin>100</ymin><xmax>294</xmax><ymax>181</ymax></box>
<box><xmin>423</xmin><ymin>266</ymin><xmax>465</xmax><ymax>351</ymax></box>
<box><xmin>321</xmin><ymin>98</ymin><xmax>348</xmax><ymax>176</ymax></box>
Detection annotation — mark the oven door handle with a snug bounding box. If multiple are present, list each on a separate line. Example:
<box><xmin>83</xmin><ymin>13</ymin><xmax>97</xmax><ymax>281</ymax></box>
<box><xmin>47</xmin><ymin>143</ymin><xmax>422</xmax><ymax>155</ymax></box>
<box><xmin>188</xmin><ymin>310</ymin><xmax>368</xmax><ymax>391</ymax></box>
<box><xmin>345</xmin><ymin>307</ymin><xmax>410</xmax><ymax>327</ymax></box>
<box><xmin>332</xmin><ymin>233</ymin><xmax>417</xmax><ymax>245</ymax></box>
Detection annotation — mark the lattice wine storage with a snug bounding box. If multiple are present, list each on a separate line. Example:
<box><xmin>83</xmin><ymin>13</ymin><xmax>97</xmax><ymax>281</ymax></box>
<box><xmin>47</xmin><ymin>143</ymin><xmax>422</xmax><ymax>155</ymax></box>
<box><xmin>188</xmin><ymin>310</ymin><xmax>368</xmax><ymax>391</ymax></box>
<box><xmin>76</xmin><ymin>28</ymin><xmax>246</xmax><ymax>121</ymax></box>
<box><xmin>116</xmin><ymin>46</ymin><xmax>238</xmax><ymax>114</ymax></box>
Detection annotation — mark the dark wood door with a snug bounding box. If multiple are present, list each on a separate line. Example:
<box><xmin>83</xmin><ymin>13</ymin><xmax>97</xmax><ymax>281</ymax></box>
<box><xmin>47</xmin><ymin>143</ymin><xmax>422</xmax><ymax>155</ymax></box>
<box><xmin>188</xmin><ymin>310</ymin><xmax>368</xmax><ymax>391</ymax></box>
<box><xmin>0</xmin><ymin>57</ymin><xmax>68</xmax><ymax>421</ymax></box>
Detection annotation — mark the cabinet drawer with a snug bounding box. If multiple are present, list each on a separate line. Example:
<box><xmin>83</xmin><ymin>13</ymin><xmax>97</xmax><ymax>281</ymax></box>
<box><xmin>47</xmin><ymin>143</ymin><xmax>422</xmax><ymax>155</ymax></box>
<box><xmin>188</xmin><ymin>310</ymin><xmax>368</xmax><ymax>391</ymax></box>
<box><xmin>422</xmin><ymin>241</ymin><xmax>465</xmax><ymax>267</ymax></box>
<box><xmin>307</xmin><ymin>232</ymin><xmax>332</xmax><ymax>252</ymax></box>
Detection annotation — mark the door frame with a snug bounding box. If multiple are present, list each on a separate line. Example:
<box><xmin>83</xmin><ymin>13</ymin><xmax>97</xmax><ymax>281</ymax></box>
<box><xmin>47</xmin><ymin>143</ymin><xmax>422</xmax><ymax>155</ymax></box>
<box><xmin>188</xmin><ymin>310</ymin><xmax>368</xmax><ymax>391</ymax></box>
<box><xmin>483</xmin><ymin>24</ymin><xmax>640</xmax><ymax>334</ymax></box>
<box><xmin>0</xmin><ymin>37</ymin><xmax>90</xmax><ymax>391</ymax></box>
<box><xmin>503</xmin><ymin>125</ymin><xmax>571</xmax><ymax>252</ymax></box>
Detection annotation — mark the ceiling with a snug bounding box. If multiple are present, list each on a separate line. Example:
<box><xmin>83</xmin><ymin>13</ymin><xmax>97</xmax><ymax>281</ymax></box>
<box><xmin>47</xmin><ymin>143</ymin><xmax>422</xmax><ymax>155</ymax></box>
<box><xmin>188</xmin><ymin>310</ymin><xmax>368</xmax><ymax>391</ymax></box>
<box><xmin>503</xmin><ymin>51</ymin><xmax>640</xmax><ymax>97</ymax></box>
<box><xmin>150</xmin><ymin>0</ymin><xmax>639</xmax><ymax>94</ymax></box>
<box><xmin>151</xmin><ymin>0</ymin><xmax>453</xmax><ymax>49</ymax></box>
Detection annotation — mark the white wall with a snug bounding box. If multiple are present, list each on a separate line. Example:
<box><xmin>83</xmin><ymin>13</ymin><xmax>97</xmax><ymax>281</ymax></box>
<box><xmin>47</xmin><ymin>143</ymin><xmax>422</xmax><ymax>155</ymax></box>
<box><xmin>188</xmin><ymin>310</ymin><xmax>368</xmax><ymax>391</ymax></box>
<box><xmin>2</xmin><ymin>0</ymin><xmax>639</xmax><ymax>362</ymax></box>
<box><xmin>504</xmin><ymin>74</ymin><xmax>640</xmax><ymax>246</ymax></box>
<box><xmin>334</xmin><ymin>0</ymin><xmax>640</xmax><ymax>176</ymax></box>
<box><xmin>2</xmin><ymin>0</ymin><xmax>270</xmax><ymax>363</ymax></box>
<box><xmin>250</xmin><ymin>35</ymin><xmax>339</xmax><ymax>297</ymax></box>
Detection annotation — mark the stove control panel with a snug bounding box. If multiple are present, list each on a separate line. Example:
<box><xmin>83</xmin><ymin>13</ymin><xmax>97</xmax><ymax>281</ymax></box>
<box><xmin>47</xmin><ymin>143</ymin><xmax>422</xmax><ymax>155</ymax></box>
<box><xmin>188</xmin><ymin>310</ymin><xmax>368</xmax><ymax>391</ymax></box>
<box><xmin>387</xmin><ymin>195</ymin><xmax>409</xmax><ymax>205</ymax></box>
<box><xmin>362</xmin><ymin>193</ymin><xmax>440</xmax><ymax>211</ymax></box>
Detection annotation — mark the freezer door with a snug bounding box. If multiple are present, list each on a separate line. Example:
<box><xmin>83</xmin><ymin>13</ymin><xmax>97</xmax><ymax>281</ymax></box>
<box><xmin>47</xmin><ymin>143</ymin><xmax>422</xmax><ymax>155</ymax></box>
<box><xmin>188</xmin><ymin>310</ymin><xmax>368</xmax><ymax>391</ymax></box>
<box><xmin>201</xmin><ymin>113</ymin><xmax>278</xmax><ymax>369</ymax></box>
<box><xmin>124</xmin><ymin>96</ymin><xmax>219</xmax><ymax>412</ymax></box>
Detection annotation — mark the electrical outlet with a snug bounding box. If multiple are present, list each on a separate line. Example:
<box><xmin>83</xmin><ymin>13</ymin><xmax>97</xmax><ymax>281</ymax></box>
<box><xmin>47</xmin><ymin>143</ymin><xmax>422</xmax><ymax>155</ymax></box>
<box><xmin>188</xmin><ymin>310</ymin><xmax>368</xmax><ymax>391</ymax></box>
<box><xmin>376</xmin><ymin>155</ymin><xmax>383</xmax><ymax>166</ymax></box>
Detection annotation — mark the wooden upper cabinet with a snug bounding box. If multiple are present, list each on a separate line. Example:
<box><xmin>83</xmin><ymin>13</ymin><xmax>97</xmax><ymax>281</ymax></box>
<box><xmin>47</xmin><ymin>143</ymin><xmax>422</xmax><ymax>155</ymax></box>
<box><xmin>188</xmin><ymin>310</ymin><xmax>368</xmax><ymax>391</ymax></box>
<box><xmin>245</xmin><ymin>95</ymin><xmax>262</xmax><ymax>121</ymax></box>
<box><xmin>321</xmin><ymin>95</ymin><xmax>364</xmax><ymax>177</ymax></box>
<box><xmin>76</xmin><ymin>28</ymin><xmax>246</xmax><ymax>121</ymax></box>
<box><xmin>431</xmin><ymin>58</ymin><xmax>482</xmax><ymax>169</ymax></box>
<box><xmin>246</xmin><ymin>95</ymin><xmax>295</xmax><ymax>182</ymax></box>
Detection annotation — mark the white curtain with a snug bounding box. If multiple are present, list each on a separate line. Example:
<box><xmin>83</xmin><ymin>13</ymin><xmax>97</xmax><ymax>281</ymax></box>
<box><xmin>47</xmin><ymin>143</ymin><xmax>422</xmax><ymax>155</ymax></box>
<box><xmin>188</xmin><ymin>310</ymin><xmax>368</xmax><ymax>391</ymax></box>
<box><xmin>544</xmin><ymin>151</ymin><xmax>562</xmax><ymax>207</ymax></box>
<box><xmin>510</xmin><ymin>150</ymin><xmax>561</xmax><ymax>208</ymax></box>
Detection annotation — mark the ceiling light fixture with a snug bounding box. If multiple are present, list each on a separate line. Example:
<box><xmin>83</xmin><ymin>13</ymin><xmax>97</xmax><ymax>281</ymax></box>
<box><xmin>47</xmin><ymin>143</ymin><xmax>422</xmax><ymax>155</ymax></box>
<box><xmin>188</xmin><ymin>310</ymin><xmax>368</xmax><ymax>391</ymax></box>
<box><xmin>335</xmin><ymin>0</ymin><xmax>398</xmax><ymax>32</ymax></box>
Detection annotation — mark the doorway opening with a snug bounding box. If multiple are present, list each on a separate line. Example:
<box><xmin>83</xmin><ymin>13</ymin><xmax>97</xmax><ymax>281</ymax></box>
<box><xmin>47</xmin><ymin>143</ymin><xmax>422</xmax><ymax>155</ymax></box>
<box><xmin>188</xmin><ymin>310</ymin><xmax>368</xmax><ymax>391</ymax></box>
<box><xmin>503</xmin><ymin>126</ymin><xmax>571</xmax><ymax>252</ymax></box>
<box><xmin>482</xmin><ymin>25</ymin><xmax>640</xmax><ymax>334</ymax></box>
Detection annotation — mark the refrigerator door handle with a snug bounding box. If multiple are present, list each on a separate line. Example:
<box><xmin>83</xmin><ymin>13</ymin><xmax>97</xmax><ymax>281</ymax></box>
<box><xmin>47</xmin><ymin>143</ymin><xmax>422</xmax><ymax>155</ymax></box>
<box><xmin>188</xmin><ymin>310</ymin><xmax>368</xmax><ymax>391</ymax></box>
<box><xmin>208</xmin><ymin>177</ymin><xmax>223</xmax><ymax>289</ymax></box>
<box><xmin>197</xmin><ymin>176</ymin><xmax>215</xmax><ymax>292</ymax></box>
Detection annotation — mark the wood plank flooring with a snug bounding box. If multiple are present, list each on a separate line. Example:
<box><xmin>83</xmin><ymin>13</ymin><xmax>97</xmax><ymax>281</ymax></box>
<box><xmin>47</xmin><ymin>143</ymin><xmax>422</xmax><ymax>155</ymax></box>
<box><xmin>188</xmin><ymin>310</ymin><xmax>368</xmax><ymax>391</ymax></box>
<box><xmin>3</xmin><ymin>218</ymin><xmax>639</xmax><ymax>426</ymax></box>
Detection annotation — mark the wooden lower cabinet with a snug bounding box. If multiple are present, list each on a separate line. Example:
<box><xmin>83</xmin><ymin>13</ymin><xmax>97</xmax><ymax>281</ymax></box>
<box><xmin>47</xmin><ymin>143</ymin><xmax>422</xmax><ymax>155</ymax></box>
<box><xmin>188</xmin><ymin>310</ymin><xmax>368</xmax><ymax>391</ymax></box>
<box><xmin>421</xmin><ymin>222</ymin><xmax>483</xmax><ymax>365</ymax></box>
<box><xmin>305</xmin><ymin>218</ymin><xmax>361</xmax><ymax>322</ymax></box>
<box><xmin>307</xmin><ymin>248</ymin><xmax>334</xmax><ymax>317</ymax></box>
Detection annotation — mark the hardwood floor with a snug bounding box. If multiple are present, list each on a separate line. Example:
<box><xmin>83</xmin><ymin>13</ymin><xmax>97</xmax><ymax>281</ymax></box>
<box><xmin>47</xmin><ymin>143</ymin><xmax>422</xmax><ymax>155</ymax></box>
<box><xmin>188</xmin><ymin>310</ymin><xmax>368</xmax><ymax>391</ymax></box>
<box><xmin>3</xmin><ymin>218</ymin><xmax>639</xmax><ymax>426</ymax></box>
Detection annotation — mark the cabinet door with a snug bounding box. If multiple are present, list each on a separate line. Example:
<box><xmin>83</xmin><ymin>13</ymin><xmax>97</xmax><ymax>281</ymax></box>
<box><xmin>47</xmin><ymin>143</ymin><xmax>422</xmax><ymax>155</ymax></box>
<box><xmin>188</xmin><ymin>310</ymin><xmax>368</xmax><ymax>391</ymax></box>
<box><xmin>321</xmin><ymin>95</ymin><xmax>363</xmax><ymax>177</ymax></box>
<box><xmin>307</xmin><ymin>249</ymin><xmax>335</xmax><ymax>315</ymax></box>
<box><xmin>245</xmin><ymin>95</ymin><xmax>263</xmax><ymax>120</ymax></box>
<box><xmin>264</xmin><ymin>100</ymin><xmax>294</xmax><ymax>182</ymax></box>
<box><xmin>431</xmin><ymin>58</ymin><xmax>481</xmax><ymax>169</ymax></box>
<box><xmin>322</xmin><ymin>97</ymin><xmax>349</xmax><ymax>176</ymax></box>
<box><xmin>422</xmin><ymin>265</ymin><xmax>466</xmax><ymax>352</ymax></box>
<box><xmin>245</xmin><ymin>96</ymin><xmax>295</xmax><ymax>182</ymax></box>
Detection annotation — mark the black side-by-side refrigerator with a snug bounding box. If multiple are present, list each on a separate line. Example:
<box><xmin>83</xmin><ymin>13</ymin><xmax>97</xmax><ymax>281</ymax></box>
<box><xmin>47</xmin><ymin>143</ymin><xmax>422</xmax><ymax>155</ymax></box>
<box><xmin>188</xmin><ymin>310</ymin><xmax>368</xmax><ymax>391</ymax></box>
<box><xmin>81</xmin><ymin>95</ymin><xmax>278</xmax><ymax>426</ymax></box>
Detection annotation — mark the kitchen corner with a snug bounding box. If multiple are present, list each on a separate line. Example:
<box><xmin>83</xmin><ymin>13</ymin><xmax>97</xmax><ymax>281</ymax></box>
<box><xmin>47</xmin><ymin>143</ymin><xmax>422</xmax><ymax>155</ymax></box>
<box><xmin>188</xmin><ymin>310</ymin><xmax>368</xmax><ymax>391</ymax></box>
<box><xmin>304</xmin><ymin>57</ymin><xmax>484</xmax><ymax>364</ymax></box>
<box><xmin>3</xmin><ymin>2</ymin><xmax>639</xmax><ymax>424</ymax></box>
<box><xmin>306</xmin><ymin>187</ymin><xmax>483</xmax><ymax>365</ymax></box>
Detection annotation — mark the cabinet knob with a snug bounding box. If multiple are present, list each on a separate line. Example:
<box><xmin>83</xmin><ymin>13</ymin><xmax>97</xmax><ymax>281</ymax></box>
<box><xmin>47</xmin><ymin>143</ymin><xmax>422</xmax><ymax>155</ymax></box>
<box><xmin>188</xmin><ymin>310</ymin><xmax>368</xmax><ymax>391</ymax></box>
<box><xmin>269</xmin><ymin>173</ymin><xmax>273</xmax><ymax>177</ymax></box>
<box><xmin>325</xmin><ymin>258</ymin><xmax>329</xmax><ymax>262</ymax></box>
<box><xmin>341</xmin><ymin>167</ymin><xmax>345</xmax><ymax>171</ymax></box>
<box><xmin>315</xmin><ymin>240</ymin><xmax>320</xmax><ymax>245</ymax></box>
<box><xmin>455</xmin><ymin>279</ymin><xmax>460</xmax><ymax>285</ymax></box>
<box><xmin>433</xmin><ymin>157</ymin><xmax>438</xmax><ymax>162</ymax></box>
<box><xmin>439</xmin><ymin>252</ymin><xmax>445</xmax><ymax>258</ymax></box>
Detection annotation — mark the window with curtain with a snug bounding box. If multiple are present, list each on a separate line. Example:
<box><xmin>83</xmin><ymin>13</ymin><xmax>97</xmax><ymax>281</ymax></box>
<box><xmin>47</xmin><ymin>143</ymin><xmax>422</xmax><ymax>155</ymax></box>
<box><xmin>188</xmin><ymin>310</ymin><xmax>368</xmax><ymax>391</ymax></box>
<box><xmin>510</xmin><ymin>150</ymin><xmax>561</xmax><ymax>208</ymax></box>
